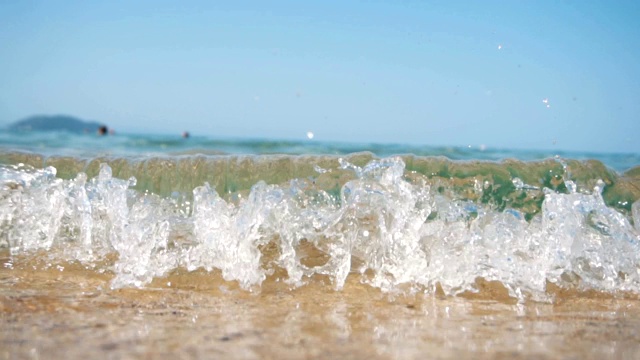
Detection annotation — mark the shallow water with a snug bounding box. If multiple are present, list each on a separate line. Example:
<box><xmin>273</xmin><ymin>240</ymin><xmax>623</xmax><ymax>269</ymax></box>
<box><xmin>1</xmin><ymin>141</ymin><xmax>640</xmax><ymax>358</ymax></box>
<box><xmin>2</xmin><ymin>152</ymin><xmax>640</xmax><ymax>299</ymax></box>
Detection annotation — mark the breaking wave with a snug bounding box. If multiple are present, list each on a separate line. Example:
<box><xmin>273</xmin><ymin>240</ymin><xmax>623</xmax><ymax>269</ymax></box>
<box><xmin>1</xmin><ymin>153</ymin><xmax>639</xmax><ymax>302</ymax></box>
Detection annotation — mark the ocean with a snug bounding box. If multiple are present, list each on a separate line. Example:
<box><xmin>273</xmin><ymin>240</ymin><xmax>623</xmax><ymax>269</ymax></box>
<box><xmin>1</xmin><ymin>130</ymin><xmax>640</xmax><ymax>358</ymax></box>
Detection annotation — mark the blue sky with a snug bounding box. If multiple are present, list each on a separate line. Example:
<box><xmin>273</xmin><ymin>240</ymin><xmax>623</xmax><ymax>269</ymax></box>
<box><xmin>1</xmin><ymin>0</ymin><xmax>639</xmax><ymax>152</ymax></box>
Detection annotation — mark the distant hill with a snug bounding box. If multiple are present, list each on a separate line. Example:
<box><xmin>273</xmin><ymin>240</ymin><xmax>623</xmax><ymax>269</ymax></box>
<box><xmin>7</xmin><ymin>115</ymin><xmax>105</xmax><ymax>133</ymax></box>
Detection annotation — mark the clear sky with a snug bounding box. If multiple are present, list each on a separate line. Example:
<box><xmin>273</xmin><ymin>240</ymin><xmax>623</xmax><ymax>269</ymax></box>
<box><xmin>1</xmin><ymin>0</ymin><xmax>639</xmax><ymax>153</ymax></box>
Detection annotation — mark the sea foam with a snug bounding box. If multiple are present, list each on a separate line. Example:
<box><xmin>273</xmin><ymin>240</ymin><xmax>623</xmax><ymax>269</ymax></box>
<box><xmin>1</xmin><ymin>156</ymin><xmax>639</xmax><ymax>302</ymax></box>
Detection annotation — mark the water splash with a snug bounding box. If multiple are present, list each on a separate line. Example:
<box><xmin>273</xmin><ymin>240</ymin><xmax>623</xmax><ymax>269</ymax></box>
<box><xmin>1</xmin><ymin>157</ymin><xmax>639</xmax><ymax>302</ymax></box>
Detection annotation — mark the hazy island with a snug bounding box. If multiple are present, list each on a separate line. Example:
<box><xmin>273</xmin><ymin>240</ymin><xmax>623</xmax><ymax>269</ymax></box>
<box><xmin>7</xmin><ymin>115</ymin><xmax>106</xmax><ymax>134</ymax></box>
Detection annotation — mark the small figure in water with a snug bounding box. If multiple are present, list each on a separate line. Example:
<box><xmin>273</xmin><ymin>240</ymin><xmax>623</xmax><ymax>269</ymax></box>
<box><xmin>97</xmin><ymin>126</ymin><xmax>108</xmax><ymax>136</ymax></box>
<box><xmin>182</xmin><ymin>131</ymin><xmax>190</xmax><ymax>139</ymax></box>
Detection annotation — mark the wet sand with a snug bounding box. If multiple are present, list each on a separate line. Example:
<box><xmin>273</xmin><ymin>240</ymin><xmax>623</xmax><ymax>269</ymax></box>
<box><xmin>2</xmin><ymin>255</ymin><xmax>640</xmax><ymax>359</ymax></box>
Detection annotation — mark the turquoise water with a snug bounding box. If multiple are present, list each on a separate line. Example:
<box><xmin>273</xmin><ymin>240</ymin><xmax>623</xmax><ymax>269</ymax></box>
<box><xmin>1</xmin><ymin>130</ymin><xmax>639</xmax><ymax>301</ymax></box>
<box><xmin>0</xmin><ymin>130</ymin><xmax>638</xmax><ymax>172</ymax></box>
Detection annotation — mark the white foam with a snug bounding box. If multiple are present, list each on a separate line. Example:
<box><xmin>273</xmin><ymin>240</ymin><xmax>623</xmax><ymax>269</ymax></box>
<box><xmin>1</xmin><ymin>159</ymin><xmax>639</xmax><ymax>301</ymax></box>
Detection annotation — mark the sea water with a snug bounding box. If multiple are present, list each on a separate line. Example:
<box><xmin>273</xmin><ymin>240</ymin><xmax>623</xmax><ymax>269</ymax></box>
<box><xmin>1</xmin><ymin>130</ymin><xmax>639</xmax><ymax>303</ymax></box>
<box><xmin>1</xmin><ymin>130</ymin><xmax>639</xmax><ymax>172</ymax></box>
<box><xmin>2</xmin><ymin>131</ymin><xmax>640</xmax><ymax>358</ymax></box>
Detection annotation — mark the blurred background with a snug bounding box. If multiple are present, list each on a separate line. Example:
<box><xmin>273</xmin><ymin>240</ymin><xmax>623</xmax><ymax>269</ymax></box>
<box><xmin>1</xmin><ymin>0</ymin><xmax>639</xmax><ymax>153</ymax></box>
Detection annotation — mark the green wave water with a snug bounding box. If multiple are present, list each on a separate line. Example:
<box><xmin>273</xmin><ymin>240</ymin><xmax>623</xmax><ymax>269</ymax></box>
<box><xmin>1</xmin><ymin>150</ymin><xmax>638</xmax><ymax>215</ymax></box>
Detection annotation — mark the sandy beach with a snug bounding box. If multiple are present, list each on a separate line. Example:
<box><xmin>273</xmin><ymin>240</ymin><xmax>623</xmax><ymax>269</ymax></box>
<box><xmin>2</xmin><ymin>253</ymin><xmax>640</xmax><ymax>360</ymax></box>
